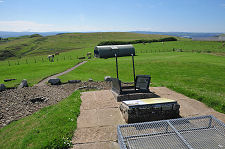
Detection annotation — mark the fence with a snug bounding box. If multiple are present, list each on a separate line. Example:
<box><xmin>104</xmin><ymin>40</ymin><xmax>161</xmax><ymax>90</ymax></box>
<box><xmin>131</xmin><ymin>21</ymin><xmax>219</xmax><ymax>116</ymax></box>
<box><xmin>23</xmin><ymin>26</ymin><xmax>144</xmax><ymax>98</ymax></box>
<box><xmin>118</xmin><ymin>115</ymin><xmax>225</xmax><ymax>149</ymax></box>
<box><xmin>135</xmin><ymin>48</ymin><xmax>225</xmax><ymax>54</ymax></box>
<box><xmin>2</xmin><ymin>55</ymin><xmax>90</xmax><ymax>66</ymax></box>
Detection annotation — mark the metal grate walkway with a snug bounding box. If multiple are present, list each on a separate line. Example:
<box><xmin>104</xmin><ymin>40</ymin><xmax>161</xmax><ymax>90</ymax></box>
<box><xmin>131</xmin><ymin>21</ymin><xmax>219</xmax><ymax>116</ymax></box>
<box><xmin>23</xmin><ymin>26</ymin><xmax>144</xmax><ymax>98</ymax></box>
<box><xmin>118</xmin><ymin>115</ymin><xmax>225</xmax><ymax>149</ymax></box>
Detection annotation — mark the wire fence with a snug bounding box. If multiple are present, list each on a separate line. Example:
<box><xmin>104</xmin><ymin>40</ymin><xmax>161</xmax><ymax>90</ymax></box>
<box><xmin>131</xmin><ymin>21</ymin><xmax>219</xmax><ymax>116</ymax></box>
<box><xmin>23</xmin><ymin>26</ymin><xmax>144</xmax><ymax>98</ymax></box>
<box><xmin>2</xmin><ymin>48</ymin><xmax>224</xmax><ymax>66</ymax></box>
<box><xmin>136</xmin><ymin>48</ymin><xmax>225</xmax><ymax>54</ymax></box>
<box><xmin>2</xmin><ymin>55</ymin><xmax>92</xmax><ymax>67</ymax></box>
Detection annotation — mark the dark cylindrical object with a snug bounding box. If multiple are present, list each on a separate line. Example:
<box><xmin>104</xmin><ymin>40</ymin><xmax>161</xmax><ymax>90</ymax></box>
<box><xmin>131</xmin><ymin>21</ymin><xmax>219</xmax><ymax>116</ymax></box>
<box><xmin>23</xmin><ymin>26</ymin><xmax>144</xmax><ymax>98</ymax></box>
<box><xmin>94</xmin><ymin>45</ymin><xmax>135</xmax><ymax>58</ymax></box>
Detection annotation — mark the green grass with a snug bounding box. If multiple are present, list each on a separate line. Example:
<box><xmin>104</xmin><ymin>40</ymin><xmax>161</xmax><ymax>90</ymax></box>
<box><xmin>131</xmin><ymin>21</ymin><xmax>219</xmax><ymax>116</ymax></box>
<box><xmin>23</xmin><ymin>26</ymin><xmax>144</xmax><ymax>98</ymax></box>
<box><xmin>0</xmin><ymin>53</ymin><xmax>82</xmax><ymax>87</ymax></box>
<box><xmin>134</xmin><ymin>41</ymin><xmax>225</xmax><ymax>53</ymax></box>
<box><xmin>0</xmin><ymin>91</ymin><xmax>81</xmax><ymax>149</ymax></box>
<box><xmin>0</xmin><ymin>32</ymin><xmax>181</xmax><ymax>87</ymax></box>
<box><xmin>0</xmin><ymin>32</ymin><xmax>179</xmax><ymax>60</ymax></box>
<box><xmin>59</xmin><ymin>52</ymin><xmax>225</xmax><ymax>114</ymax></box>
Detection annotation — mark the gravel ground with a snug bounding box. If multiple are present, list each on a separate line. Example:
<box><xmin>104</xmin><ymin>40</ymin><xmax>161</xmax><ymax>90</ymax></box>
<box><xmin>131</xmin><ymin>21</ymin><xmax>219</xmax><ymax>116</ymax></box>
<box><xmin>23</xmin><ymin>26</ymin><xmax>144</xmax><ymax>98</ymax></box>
<box><xmin>0</xmin><ymin>81</ymin><xmax>111</xmax><ymax>128</ymax></box>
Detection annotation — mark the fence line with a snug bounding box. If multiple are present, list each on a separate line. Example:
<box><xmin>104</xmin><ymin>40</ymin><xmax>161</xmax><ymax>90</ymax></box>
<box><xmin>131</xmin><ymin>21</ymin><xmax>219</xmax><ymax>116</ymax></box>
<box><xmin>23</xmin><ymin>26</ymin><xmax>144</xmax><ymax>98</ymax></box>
<box><xmin>2</xmin><ymin>49</ymin><xmax>224</xmax><ymax>66</ymax></box>
<box><xmin>136</xmin><ymin>49</ymin><xmax>224</xmax><ymax>54</ymax></box>
<box><xmin>3</xmin><ymin>55</ymin><xmax>85</xmax><ymax>66</ymax></box>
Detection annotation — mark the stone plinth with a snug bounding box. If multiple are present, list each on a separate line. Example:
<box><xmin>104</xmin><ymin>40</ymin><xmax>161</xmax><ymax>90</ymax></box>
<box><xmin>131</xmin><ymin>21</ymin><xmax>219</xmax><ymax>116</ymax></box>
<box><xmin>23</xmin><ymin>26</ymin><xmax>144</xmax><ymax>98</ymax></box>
<box><xmin>120</xmin><ymin>98</ymin><xmax>180</xmax><ymax>123</ymax></box>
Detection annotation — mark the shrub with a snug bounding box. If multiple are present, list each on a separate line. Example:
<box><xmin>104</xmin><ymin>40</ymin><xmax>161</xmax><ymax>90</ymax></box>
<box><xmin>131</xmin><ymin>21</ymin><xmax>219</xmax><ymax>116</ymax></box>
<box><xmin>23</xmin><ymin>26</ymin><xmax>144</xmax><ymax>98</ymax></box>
<box><xmin>97</xmin><ymin>37</ymin><xmax>177</xmax><ymax>46</ymax></box>
<box><xmin>0</xmin><ymin>50</ymin><xmax>15</xmax><ymax>60</ymax></box>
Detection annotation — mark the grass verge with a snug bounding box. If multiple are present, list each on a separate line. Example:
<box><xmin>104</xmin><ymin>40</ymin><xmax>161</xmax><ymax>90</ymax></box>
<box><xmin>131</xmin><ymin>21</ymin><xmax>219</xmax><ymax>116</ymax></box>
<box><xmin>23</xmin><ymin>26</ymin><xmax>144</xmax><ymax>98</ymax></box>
<box><xmin>59</xmin><ymin>52</ymin><xmax>225</xmax><ymax>114</ymax></box>
<box><xmin>0</xmin><ymin>91</ymin><xmax>81</xmax><ymax>149</ymax></box>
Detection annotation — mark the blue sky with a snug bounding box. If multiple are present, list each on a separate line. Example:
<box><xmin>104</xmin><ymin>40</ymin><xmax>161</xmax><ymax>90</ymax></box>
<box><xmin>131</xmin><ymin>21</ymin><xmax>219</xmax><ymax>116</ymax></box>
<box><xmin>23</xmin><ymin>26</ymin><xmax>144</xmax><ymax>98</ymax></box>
<box><xmin>0</xmin><ymin>0</ymin><xmax>225</xmax><ymax>32</ymax></box>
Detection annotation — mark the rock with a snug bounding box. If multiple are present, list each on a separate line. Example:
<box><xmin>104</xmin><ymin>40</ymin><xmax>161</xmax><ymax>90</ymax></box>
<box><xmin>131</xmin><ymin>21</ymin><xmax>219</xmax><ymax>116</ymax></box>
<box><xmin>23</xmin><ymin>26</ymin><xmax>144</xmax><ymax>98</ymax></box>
<box><xmin>4</xmin><ymin>79</ymin><xmax>16</xmax><ymax>82</ymax></box>
<box><xmin>17</xmin><ymin>79</ymin><xmax>28</xmax><ymax>89</ymax></box>
<box><xmin>88</xmin><ymin>78</ymin><xmax>93</xmax><ymax>82</ymax></box>
<box><xmin>30</xmin><ymin>97</ymin><xmax>47</xmax><ymax>103</ymax></box>
<box><xmin>0</xmin><ymin>84</ymin><xmax>6</xmax><ymax>92</ymax></box>
<box><xmin>68</xmin><ymin>80</ymin><xmax>81</xmax><ymax>83</ymax></box>
<box><xmin>104</xmin><ymin>76</ymin><xmax>112</xmax><ymax>82</ymax></box>
<box><xmin>0</xmin><ymin>113</ymin><xmax>3</xmax><ymax>119</ymax></box>
<box><xmin>48</xmin><ymin>78</ymin><xmax>61</xmax><ymax>85</ymax></box>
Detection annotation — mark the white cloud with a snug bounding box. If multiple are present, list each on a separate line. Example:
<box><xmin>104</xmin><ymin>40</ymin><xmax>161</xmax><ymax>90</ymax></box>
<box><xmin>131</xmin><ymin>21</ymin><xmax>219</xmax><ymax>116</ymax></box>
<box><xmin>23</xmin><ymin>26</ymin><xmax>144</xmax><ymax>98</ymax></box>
<box><xmin>0</xmin><ymin>0</ymin><xmax>4</xmax><ymax>3</ymax></box>
<box><xmin>0</xmin><ymin>21</ymin><xmax>55</xmax><ymax>32</ymax></box>
<box><xmin>0</xmin><ymin>20</ymin><xmax>153</xmax><ymax>32</ymax></box>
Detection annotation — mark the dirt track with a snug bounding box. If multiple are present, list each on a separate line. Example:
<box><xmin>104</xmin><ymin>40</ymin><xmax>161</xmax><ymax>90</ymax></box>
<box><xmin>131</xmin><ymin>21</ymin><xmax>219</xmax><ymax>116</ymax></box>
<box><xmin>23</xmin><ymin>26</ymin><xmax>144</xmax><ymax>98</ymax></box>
<box><xmin>72</xmin><ymin>87</ymin><xmax>225</xmax><ymax>149</ymax></box>
<box><xmin>35</xmin><ymin>61</ymin><xmax>87</xmax><ymax>86</ymax></box>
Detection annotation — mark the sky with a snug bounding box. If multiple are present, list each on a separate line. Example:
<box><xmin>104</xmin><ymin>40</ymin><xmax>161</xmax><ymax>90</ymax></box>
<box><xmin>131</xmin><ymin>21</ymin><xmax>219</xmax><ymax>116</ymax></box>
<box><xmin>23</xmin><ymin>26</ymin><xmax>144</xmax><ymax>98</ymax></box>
<box><xmin>0</xmin><ymin>0</ymin><xmax>225</xmax><ymax>33</ymax></box>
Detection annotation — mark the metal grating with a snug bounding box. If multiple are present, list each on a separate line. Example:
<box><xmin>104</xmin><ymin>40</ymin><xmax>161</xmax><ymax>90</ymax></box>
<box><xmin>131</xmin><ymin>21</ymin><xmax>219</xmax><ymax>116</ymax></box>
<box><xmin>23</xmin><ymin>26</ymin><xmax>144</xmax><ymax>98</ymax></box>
<box><xmin>117</xmin><ymin>115</ymin><xmax>225</xmax><ymax>149</ymax></box>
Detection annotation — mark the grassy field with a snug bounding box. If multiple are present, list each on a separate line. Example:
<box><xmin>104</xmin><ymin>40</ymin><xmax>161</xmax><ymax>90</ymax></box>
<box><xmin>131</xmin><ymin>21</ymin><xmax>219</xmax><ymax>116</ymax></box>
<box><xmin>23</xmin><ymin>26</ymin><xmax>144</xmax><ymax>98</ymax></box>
<box><xmin>0</xmin><ymin>32</ymin><xmax>180</xmax><ymax>87</ymax></box>
<box><xmin>0</xmin><ymin>53</ymin><xmax>82</xmax><ymax>87</ymax></box>
<box><xmin>0</xmin><ymin>32</ymin><xmax>178</xmax><ymax>60</ymax></box>
<box><xmin>0</xmin><ymin>91</ymin><xmax>81</xmax><ymax>149</ymax></box>
<box><xmin>59</xmin><ymin>52</ymin><xmax>225</xmax><ymax>114</ymax></box>
<box><xmin>134</xmin><ymin>40</ymin><xmax>225</xmax><ymax>53</ymax></box>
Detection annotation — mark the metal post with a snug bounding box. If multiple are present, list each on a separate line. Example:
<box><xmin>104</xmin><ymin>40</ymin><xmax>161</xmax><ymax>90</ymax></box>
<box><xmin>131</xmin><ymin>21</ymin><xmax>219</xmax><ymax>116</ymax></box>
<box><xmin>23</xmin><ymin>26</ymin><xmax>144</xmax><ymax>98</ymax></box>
<box><xmin>131</xmin><ymin>54</ymin><xmax>136</xmax><ymax>90</ymax></box>
<box><xmin>115</xmin><ymin>54</ymin><xmax>119</xmax><ymax>79</ymax></box>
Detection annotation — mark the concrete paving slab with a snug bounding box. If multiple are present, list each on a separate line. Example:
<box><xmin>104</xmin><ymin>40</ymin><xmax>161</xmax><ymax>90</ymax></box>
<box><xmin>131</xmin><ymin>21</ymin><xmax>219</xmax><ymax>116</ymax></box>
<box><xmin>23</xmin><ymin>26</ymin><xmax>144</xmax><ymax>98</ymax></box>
<box><xmin>97</xmin><ymin>108</ymin><xmax>126</xmax><ymax>126</ymax></box>
<box><xmin>73</xmin><ymin>126</ymin><xmax>117</xmax><ymax>144</ymax></box>
<box><xmin>80</xmin><ymin>90</ymin><xmax>120</xmax><ymax>110</ymax></box>
<box><xmin>151</xmin><ymin>87</ymin><xmax>190</xmax><ymax>99</ymax></box>
<box><xmin>77</xmin><ymin>109</ymin><xmax>98</xmax><ymax>128</ymax></box>
<box><xmin>72</xmin><ymin>141</ymin><xmax>120</xmax><ymax>149</ymax></box>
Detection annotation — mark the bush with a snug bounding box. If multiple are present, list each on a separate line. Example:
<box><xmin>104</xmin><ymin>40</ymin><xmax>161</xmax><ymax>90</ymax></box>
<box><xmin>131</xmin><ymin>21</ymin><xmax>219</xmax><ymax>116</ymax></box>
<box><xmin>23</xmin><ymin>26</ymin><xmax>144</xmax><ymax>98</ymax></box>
<box><xmin>97</xmin><ymin>37</ymin><xmax>177</xmax><ymax>46</ymax></box>
<box><xmin>0</xmin><ymin>50</ymin><xmax>15</xmax><ymax>60</ymax></box>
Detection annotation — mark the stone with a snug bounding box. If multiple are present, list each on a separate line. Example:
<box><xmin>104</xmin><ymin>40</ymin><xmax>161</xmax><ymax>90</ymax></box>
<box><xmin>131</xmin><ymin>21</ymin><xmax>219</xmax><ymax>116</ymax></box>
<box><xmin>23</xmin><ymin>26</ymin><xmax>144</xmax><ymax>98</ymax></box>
<box><xmin>17</xmin><ymin>79</ymin><xmax>28</xmax><ymax>89</ymax></box>
<box><xmin>104</xmin><ymin>76</ymin><xmax>112</xmax><ymax>82</ymax></box>
<box><xmin>88</xmin><ymin>78</ymin><xmax>93</xmax><ymax>82</ymax></box>
<box><xmin>4</xmin><ymin>79</ymin><xmax>16</xmax><ymax>82</ymax></box>
<box><xmin>48</xmin><ymin>78</ymin><xmax>61</xmax><ymax>85</ymax></box>
<box><xmin>0</xmin><ymin>84</ymin><xmax>6</xmax><ymax>92</ymax></box>
<box><xmin>0</xmin><ymin>113</ymin><xmax>3</xmax><ymax>119</ymax></box>
<box><xmin>68</xmin><ymin>80</ymin><xmax>81</xmax><ymax>83</ymax></box>
<box><xmin>30</xmin><ymin>97</ymin><xmax>47</xmax><ymax>103</ymax></box>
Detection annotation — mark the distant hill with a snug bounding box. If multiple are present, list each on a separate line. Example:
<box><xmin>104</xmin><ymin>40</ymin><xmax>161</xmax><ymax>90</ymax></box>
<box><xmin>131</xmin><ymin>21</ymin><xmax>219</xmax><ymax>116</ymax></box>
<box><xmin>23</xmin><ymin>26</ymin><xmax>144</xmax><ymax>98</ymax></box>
<box><xmin>132</xmin><ymin>31</ymin><xmax>223</xmax><ymax>38</ymax></box>
<box><xmin>1</xmin><ymin>31</ymin><xmax>223</xmax><ymax>39</ymax></box>
<box><xmin>0</xmin><ymin>31</ymin><xmax>66</xmax><ymax>38</ymax></box>
<box><xmin>0</xmin><ymin>32</ymin><xmax>180</xmax><ymax>60</ymax></box>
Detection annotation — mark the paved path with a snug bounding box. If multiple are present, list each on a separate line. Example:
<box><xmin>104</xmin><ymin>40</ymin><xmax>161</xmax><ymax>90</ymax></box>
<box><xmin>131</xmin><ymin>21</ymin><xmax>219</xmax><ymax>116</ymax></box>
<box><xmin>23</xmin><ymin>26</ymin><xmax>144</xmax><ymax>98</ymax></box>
<box><xmin>35</xmin><ymin>61</ymin><xmax>87</xmax><ymax>86</ymax></box>
<box><xmin>72</xmin><ymin>87</ymin><xmax>225</xmax><ymax>149</ymax></box>
<box><xmin>72</xmin><ymin>90</ymin><xmax>124</xmax><ymax>149</ymax></box>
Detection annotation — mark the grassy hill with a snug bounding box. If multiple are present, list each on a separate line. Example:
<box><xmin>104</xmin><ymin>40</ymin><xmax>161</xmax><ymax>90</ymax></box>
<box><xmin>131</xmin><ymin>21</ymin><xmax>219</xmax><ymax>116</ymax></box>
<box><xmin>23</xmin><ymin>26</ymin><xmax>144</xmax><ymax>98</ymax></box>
<box><xmin>0</xmin><ymin>32</ymin><xmax>179</xmax><ymax>60</ymax></box>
